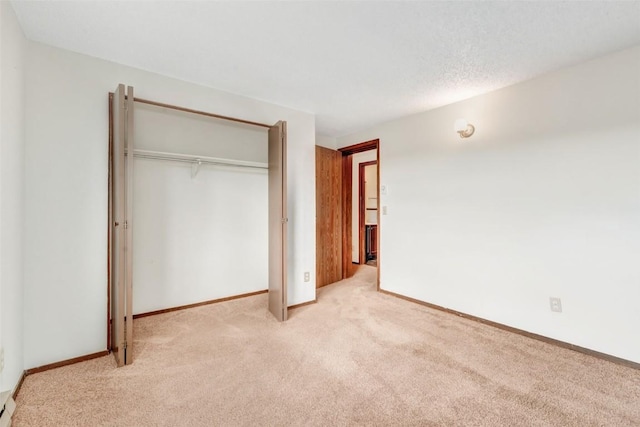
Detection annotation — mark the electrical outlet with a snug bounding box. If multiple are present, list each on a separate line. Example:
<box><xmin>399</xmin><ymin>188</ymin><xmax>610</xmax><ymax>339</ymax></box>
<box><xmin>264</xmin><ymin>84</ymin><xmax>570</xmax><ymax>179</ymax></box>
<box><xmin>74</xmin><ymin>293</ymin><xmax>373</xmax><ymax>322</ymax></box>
<box><xmin>304</xmin><ymin>272</ymin><xmax>310</xmax><ymax>282</ymax></box>
<box><xmin>549</xmin><ymin>297</ymin><xmax>562</xmax><ymax>313</ymax></box>
<box><xmin>382</xmin><ymin>206</ymin><xmax>388</xmax><ymax>215</ymax></box>
<box><xmin>0</xmin><ymin>347</ymin><xmax>4</xmax><ymax>374</ymax></box>
<box><xmin>381</xmin><ymin>185</ymin><xmax>388</xmax><ymax>196</ymax></box>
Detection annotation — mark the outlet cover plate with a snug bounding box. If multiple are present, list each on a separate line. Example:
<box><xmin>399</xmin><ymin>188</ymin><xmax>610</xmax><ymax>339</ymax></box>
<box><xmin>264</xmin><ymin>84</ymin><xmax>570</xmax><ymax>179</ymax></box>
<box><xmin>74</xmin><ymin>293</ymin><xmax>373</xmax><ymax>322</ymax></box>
<box><xmin>549</xmin><ymin>297</ymin><xmax>562</xmax><ymax>313</ymax></box>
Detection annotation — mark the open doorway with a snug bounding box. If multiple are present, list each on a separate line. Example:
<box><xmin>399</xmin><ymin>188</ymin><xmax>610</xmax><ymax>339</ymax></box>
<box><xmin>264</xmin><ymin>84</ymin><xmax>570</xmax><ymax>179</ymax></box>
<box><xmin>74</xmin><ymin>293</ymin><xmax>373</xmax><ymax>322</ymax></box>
<box><xmin>359</xmin><ymin>161</ymin><xmax>378</xmax><ymax>267</ymax></box>
<box><xmin>315</xmin><ymin>139</ymin><xmax>379</xmax><ymax>289</ymax></box>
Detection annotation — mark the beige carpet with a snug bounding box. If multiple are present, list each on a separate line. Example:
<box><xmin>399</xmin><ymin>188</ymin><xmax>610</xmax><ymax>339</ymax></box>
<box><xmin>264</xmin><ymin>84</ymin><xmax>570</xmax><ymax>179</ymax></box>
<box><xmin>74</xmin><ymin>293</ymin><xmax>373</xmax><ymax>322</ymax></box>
<box><xmin>14</xmin><ymin>266</ymin><xmax>640</xmax><ymax>426</ymax></box>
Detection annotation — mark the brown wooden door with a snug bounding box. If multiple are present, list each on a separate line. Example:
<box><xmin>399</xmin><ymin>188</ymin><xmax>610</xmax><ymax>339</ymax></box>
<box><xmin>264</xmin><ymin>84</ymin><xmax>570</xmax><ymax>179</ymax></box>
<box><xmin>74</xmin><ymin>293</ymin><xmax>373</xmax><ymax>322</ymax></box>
<box><xmin>315</xmin><ymin>146</ymin><xmax>343</xmax><ymax>287</ymax></box>
<box><xmin>268</xmin><ymin>121</ymin><xmax>288</xmax><ymax>321</ymax></box>
<box><xmin>110</xmin><ymin>84</ymin><xmax>134</xmax><ymax>366</ymax></box>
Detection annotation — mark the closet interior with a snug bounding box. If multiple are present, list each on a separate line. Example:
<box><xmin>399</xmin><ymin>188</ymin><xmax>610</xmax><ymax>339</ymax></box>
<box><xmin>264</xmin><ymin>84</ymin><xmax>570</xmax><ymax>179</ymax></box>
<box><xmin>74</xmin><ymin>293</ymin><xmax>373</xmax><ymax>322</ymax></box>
<box><xmin>132</xmin><ymin>101</ymin><xmax>270</xmax><ymax>316</ymax></box>
<box><xmin>109</xmin><ymin>84</ymin><xmax>288</xmax><ymax>367</ymax></box>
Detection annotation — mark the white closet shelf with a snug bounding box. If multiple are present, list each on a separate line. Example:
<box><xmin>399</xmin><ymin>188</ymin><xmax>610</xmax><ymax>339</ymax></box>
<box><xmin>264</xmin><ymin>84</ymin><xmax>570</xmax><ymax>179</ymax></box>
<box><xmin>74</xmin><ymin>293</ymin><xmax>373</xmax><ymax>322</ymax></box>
<box><xmin>125</xmin><ymin>149</ymin><xmax>268</xmax><ymax>170</ymax></box>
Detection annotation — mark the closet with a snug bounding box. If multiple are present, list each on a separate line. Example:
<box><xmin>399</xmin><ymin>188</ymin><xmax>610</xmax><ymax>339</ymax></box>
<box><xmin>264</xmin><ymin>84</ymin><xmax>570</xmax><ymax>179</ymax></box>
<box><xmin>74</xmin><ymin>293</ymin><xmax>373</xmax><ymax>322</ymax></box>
<box><xmin>108</xmin><ymin>84</ymin><xmax>288</xmax><ymax>367</ymax></box>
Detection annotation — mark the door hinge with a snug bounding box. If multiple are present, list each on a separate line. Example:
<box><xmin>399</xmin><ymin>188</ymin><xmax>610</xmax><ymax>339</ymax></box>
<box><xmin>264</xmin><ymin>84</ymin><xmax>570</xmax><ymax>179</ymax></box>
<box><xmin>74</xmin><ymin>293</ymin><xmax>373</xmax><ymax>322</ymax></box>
<box><xmin>281</xmin><ymin>218</ymin><xmax>288</xmax><ymax>224</ymax></box>
<box><xmin>124</xmin><ymin>220</ymin><xmax>128</xmax><ymax>229</ymax></box>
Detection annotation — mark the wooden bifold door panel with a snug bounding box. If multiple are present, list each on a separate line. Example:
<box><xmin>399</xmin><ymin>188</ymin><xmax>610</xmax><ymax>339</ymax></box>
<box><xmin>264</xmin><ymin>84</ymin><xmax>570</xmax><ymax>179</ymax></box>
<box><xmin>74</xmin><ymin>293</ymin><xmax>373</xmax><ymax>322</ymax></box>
<box><xmin>268</xmin><ymin>121</ymin><xmax>288</xmax><ymax>321</ymax></box>
<box><xmin>110</xmin><ymin>83</ymin><xmax>134</xmax><ymax>366</ymax></box>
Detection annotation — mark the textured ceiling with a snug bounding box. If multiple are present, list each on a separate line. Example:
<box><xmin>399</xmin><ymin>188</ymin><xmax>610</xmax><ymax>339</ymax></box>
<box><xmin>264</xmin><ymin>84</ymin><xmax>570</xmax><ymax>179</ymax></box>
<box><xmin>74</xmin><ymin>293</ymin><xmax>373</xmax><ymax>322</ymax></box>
<box><xmin>10</xmin><ymin>1</ymin><xmax>640</xmax><ymax>137</ymax></box>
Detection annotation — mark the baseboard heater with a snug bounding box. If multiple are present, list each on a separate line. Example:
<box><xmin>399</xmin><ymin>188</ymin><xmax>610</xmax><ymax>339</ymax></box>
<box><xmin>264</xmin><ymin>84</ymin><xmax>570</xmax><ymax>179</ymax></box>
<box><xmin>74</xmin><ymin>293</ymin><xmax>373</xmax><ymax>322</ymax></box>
<box><xmin>0</xmin><ymin>390</ymin><xmax>16</xmax><ymax>427</ymax></box>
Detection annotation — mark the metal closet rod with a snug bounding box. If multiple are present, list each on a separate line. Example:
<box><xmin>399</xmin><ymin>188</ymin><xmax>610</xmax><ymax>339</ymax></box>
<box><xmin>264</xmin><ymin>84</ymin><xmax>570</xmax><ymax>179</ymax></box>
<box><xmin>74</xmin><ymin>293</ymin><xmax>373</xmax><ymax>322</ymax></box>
<box><xmin>126</xmin><ymin>149</ymin><xmax>268</xmax><ymax>170</ymax></box>
<box><xmin>132</xmin><ymin>97</ymin><xmax>272</xmax><ymax>129</ymax></box>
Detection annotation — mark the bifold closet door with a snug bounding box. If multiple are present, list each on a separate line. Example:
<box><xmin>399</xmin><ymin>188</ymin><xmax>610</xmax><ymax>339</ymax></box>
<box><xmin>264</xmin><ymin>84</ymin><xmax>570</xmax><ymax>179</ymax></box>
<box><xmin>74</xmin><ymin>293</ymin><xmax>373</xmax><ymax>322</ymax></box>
<box><xmin>268</xmin><ymin>121</ymin><xmax>288</xmax><ymax>321</ymax></box>
<box><xmin>111</xmin><ymin>83</ymin><xmax>135</xmax><ymax>366</ymax></box>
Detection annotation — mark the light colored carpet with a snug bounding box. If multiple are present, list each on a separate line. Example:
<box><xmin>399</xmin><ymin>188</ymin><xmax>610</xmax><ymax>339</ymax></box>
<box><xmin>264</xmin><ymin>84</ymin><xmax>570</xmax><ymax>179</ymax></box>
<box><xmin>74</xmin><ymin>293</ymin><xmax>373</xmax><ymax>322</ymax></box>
<box><xmin>14</xmin><ymin>266</ymin><xmax>640</xmax><ymax>426</ymax></box>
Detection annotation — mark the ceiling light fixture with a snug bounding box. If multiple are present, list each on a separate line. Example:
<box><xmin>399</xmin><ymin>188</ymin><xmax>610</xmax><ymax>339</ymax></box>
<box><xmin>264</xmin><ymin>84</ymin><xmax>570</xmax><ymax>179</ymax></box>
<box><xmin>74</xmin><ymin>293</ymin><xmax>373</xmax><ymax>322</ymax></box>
<box><xmin>454</xmin><ymin>118</ymin><xmax>475</xmax><ymax>138</ymax></box>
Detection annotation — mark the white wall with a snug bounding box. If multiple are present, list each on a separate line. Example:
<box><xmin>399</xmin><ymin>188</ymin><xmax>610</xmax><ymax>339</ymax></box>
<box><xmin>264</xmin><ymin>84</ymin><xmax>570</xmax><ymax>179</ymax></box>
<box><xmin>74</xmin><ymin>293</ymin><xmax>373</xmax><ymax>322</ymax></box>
<box><xmin>315</xmin><ymin>134</ymin><xmax>336</xmax><ymax>150</ymax></box>
<box><xmin>135</xmin><ymin>102</ymin><xmax>268</xmax><ymax>161</ymax></box>
<box><xmin>338</xmin><ymin>46</ymin><xmax>640</xmax><ymax>363</ymax></box>
<box><xmin>24</xmin><ymin>42</ymin><xmax>316</xmax><ymax>368</ymax></box>
<box><xmin>351</xmin><ymin>150</ymin><xmax>376</xmax><ymax>262</ymax></box>
<box><xmin>0</xmin><ymin>1</ymin><xmax>26</xmax><ymax>391</ymax></box>
<box><xmin>133</xmin><ymin>104</ymin><xmax>269</xmax><ymax>314</ymax></box>
<box><xmin>133</xmin><ymin>160</ymin><xmax>269</xmax><ymax>314</ymax></box>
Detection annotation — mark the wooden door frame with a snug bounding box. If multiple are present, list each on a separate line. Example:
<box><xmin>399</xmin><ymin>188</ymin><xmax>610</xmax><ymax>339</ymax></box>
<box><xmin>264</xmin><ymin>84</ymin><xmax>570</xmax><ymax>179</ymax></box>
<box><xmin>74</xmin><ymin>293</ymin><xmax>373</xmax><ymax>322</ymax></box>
<box><xmin>358</xmin><ymin>160</ymin><xmax>377</xmax><ymax>266</ymax></box>
<box><xmin>338</xmin><ymin>139</ymin><xmax>380</xmax><ymax>289</ymax></box>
